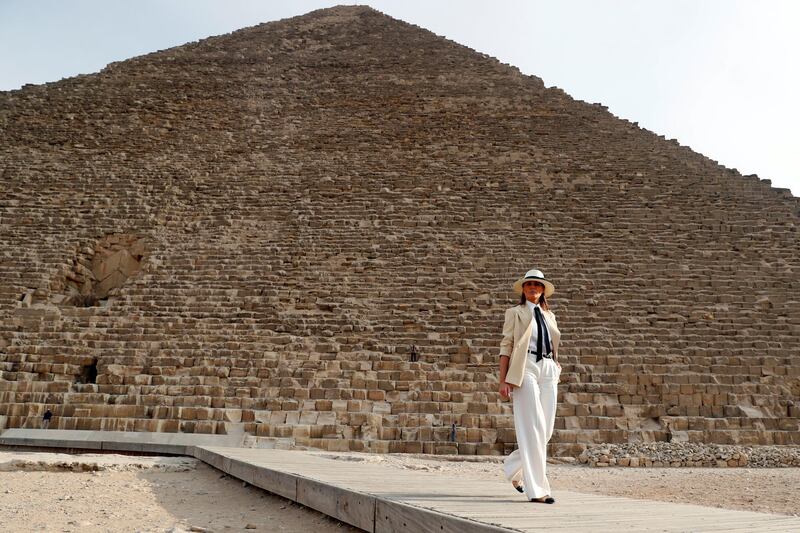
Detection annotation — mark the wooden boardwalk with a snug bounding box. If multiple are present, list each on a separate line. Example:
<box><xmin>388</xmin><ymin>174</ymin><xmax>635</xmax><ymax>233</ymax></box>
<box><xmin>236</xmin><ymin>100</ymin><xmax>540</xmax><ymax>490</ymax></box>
<box><xmin>196</xmin><ymin>446</ymin><xmax>800</xmax><ymax>533</ymax></box>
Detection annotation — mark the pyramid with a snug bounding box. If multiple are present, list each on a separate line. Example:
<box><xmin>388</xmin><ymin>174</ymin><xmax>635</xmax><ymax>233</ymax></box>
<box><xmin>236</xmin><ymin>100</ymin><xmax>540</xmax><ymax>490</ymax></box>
<box><xmin>1</xmin><ymin>6</ymin><xmax>798</xmax><ymax>456</ymax></box>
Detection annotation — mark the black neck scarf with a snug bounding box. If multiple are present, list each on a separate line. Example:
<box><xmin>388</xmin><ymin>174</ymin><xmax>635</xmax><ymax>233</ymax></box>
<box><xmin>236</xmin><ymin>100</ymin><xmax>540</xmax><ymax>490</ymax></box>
<box><xmin>534</xmin><ymin>306</ymin><xmax>552</xmax><ymax>361</ymax></box>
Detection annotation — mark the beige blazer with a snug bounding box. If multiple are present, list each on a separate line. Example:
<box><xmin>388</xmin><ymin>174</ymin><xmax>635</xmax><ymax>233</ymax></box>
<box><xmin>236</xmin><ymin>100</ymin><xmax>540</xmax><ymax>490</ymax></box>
<box><xmin>499</xmin><ymin>304</ymin><xmax>560</xmax><ymax>387</ymax></box>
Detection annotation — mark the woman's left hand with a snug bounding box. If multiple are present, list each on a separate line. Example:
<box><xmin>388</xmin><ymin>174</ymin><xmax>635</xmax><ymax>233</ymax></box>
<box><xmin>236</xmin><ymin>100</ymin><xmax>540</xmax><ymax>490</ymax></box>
<box><xmin>499</xmin><ymin>382</ymin><xmax>513</xmax><ymax>399</ymax></box>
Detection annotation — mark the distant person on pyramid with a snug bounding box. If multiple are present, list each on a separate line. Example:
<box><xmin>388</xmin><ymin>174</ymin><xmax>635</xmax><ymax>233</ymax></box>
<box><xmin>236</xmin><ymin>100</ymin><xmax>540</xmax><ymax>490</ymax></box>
<box><xmin>498</xmin><ymin>269</ymin><xmax>561</xmax><ymax>504</ymax></box>
<box><xmin>42</xmin><ymin>408</ymin><xmax>53</xmax><ymax>429</ymax></box>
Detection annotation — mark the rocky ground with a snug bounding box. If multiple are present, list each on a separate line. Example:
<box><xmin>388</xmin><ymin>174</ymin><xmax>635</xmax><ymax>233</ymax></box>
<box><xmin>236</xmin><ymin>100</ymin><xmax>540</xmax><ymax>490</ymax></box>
<box><xmin>576</xmin><ymin>442</ymin><xmax>800</xmax><ymax>468</ymax></box>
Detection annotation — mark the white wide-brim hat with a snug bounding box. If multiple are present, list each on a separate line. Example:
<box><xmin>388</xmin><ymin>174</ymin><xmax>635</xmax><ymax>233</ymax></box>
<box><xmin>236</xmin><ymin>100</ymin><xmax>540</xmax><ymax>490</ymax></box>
<box><xmin>512</xmin><ymin>269</ymin><xmax>555</xmax><ymax>297</ymax></box>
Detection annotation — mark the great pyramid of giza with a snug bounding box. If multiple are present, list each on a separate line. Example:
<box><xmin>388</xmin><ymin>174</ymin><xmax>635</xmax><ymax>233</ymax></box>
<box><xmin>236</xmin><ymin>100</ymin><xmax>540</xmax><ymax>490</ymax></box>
<box><xmin>1</xmin><ymin>6</ymin><xmax>798</xmax><ymax>456</ymax></box>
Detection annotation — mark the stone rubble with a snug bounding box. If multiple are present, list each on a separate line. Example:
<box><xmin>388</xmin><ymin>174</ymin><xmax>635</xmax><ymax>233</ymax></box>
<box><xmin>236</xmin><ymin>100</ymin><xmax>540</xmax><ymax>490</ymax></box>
<box><xmin>578</xmin><ymin>442</ymin><xmax>800</xmax><ymax>468</ymax></box>
<box><xmin>0</xmin><ymin>451</ymin><xmax>198</xmax><ymax>472</ymax></box>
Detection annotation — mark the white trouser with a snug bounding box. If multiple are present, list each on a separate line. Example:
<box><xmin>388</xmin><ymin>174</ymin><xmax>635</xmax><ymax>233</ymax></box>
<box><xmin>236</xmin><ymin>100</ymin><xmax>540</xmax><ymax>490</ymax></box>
<box><xmin>503</xmin><ymin>355</ymin><xmax>560</xmax><ymax>499</ymax></box>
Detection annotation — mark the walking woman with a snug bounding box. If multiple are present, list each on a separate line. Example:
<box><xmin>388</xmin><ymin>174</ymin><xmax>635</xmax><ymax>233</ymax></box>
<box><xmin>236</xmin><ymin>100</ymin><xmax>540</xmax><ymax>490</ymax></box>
<box><xmin>499</xmin><ymin>269</ymin><xmax>561</xmax><ymax>503</ymax></box>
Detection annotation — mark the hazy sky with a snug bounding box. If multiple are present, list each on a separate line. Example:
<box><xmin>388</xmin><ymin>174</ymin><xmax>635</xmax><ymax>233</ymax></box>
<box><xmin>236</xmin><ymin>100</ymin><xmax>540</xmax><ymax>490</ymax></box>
<box><xmin>1</xmin><ymin>0</ymin><xmax>798</xmax><ymax>196</ymax></box>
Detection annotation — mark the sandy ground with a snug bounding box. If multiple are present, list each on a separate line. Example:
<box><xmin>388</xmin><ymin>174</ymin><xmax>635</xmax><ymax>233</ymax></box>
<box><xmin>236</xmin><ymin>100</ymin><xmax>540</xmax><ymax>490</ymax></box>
<box><xmin>1</xmin><ymin>450</ymin><xmax>798</xmax><ymax>533</ymax></box>
<box><xmin>0</xmin><ymin>452</ymin><xmax>360</xmax><ymax>533</ymax></box>
<box><xmin>313</xmin><ymin>452</ymin><xmax>800</xmax><ymax>517</ymax></box>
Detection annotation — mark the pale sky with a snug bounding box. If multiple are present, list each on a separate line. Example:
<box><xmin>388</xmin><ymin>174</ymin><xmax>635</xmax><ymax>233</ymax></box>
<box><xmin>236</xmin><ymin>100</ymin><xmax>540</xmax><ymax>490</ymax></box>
<box><xmin>1</xmin><ymin>0</ymin><xmax>798</xmax><ymax>196</ymax></box>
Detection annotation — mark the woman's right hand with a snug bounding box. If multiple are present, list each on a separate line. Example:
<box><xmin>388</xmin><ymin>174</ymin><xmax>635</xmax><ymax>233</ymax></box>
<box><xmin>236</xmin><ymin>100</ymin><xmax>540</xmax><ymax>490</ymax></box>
<box><xmin>499</xmin><ymin>382</ymin><xmax>514</xmax><ymax>399</ymax></box>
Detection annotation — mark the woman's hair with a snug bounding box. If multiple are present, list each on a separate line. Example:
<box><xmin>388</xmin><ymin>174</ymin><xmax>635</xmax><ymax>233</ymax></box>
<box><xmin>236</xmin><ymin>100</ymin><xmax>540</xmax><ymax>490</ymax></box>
<box><xmin>518</xmin><ymin>291</ymin><xmax>550</xmax><ymax>311</ymax></box>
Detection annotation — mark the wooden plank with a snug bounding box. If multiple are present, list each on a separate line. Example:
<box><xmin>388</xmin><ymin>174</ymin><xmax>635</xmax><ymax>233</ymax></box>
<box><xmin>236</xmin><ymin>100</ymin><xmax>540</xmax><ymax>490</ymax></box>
<box><xmin>296</xmin><ymin>477</ymin><xmax>376</xmax><ymax>532</ymax></box>
<box><xmin>193</xmin><ymin>446</ymin><xmax>225</xmax><ymax>470</ymax></box>
<box><xmin>335</xmin><ymin>485</ymin><xmax>376</xmax><ymax>533</ymax></box>
<box><xmin>296</xmin><ymin>478</ymin><xmax>338</xmax><ymax>518</ymax></box>
<box><xmin>375</xmin><ymin>499</ymin><xmax>511</xmax><ymax>533</ymax></box>
<box><xmin>227</xmin><ymin>458</ymin><xmax>257</xmax><ymax>484</ymax></box>
<box><xmin>251</xmin><ymin>466</ymin><xmax>297</xmax><ymax>502</ymax></box>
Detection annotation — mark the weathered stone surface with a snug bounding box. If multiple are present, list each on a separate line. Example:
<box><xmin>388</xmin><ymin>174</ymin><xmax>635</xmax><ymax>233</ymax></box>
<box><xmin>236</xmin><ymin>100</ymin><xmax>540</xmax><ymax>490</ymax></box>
<box><xmin>578</xmin><ymin>442</ymin><xmax>800</xmax><ymax>468</ymax></box>
<box><xmin>0</xmin><ymin>5</ymin><xmax>798</xmax><ymax>455</ymax></box>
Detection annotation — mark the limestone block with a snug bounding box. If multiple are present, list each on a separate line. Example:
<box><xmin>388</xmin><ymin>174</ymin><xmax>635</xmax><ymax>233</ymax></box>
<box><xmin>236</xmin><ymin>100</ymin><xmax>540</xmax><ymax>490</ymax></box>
<box><xmin>324</xmin><ymin>439</ymin><xmax>350</xmax><ymax>452</ymax></box>
<box><xmin>299</xmin><ymin>411</ymin><xmax>319</xmax><ymax>424</ymax></box>
<box><xmin>94</xmin><ymin>270</ymin><xmax>127</xmax><ymax>298</ymax></box>
<box><xmin>479</xmin><ymin>428</ymin><xmax>497</xmax><ymax>443</ymax></box>
<box><xmin>372</xmin><ymin>402</ymin><xmax>391</xmax><ymax>414</ymax></box>
<box><xmin>367</xmin><ymin>390</ymin><xmax>385</xmax><ymax>401</ymax></box>
<box><xmin>317</xmin><ymin>412</ymin><xmax>336</xmax><ymax>425</ymax></box>
<box><xmin>497</xmin><ymin>427</ymin><xmax>517</xmax><ymax>443</ymax></box>
<box><xmin>292</xmin><ymin>425</ymin><xmax>310</xmax><ymax>438</ymax></box>
<box><xmin>434</xmin><ymin>444</ymin><xmax>458</xmax><ymax>454</ymax></box>
<box><xmin>223</xmin><ymin>409</ymin><xmax>242</xmax><ymax>423</ymax></box>
<box><xmin>315</xmin><ymin>400</ymin><xmax>333</xmax><ymax>411</ymax></box>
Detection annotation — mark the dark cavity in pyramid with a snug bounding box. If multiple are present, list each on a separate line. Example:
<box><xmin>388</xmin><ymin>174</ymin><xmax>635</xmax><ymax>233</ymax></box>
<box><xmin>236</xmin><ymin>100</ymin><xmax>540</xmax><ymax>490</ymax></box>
<box><xmin>1</xmin><ymin>5</ymin><xmax>798</xmax><ymax>456</ymax></box>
